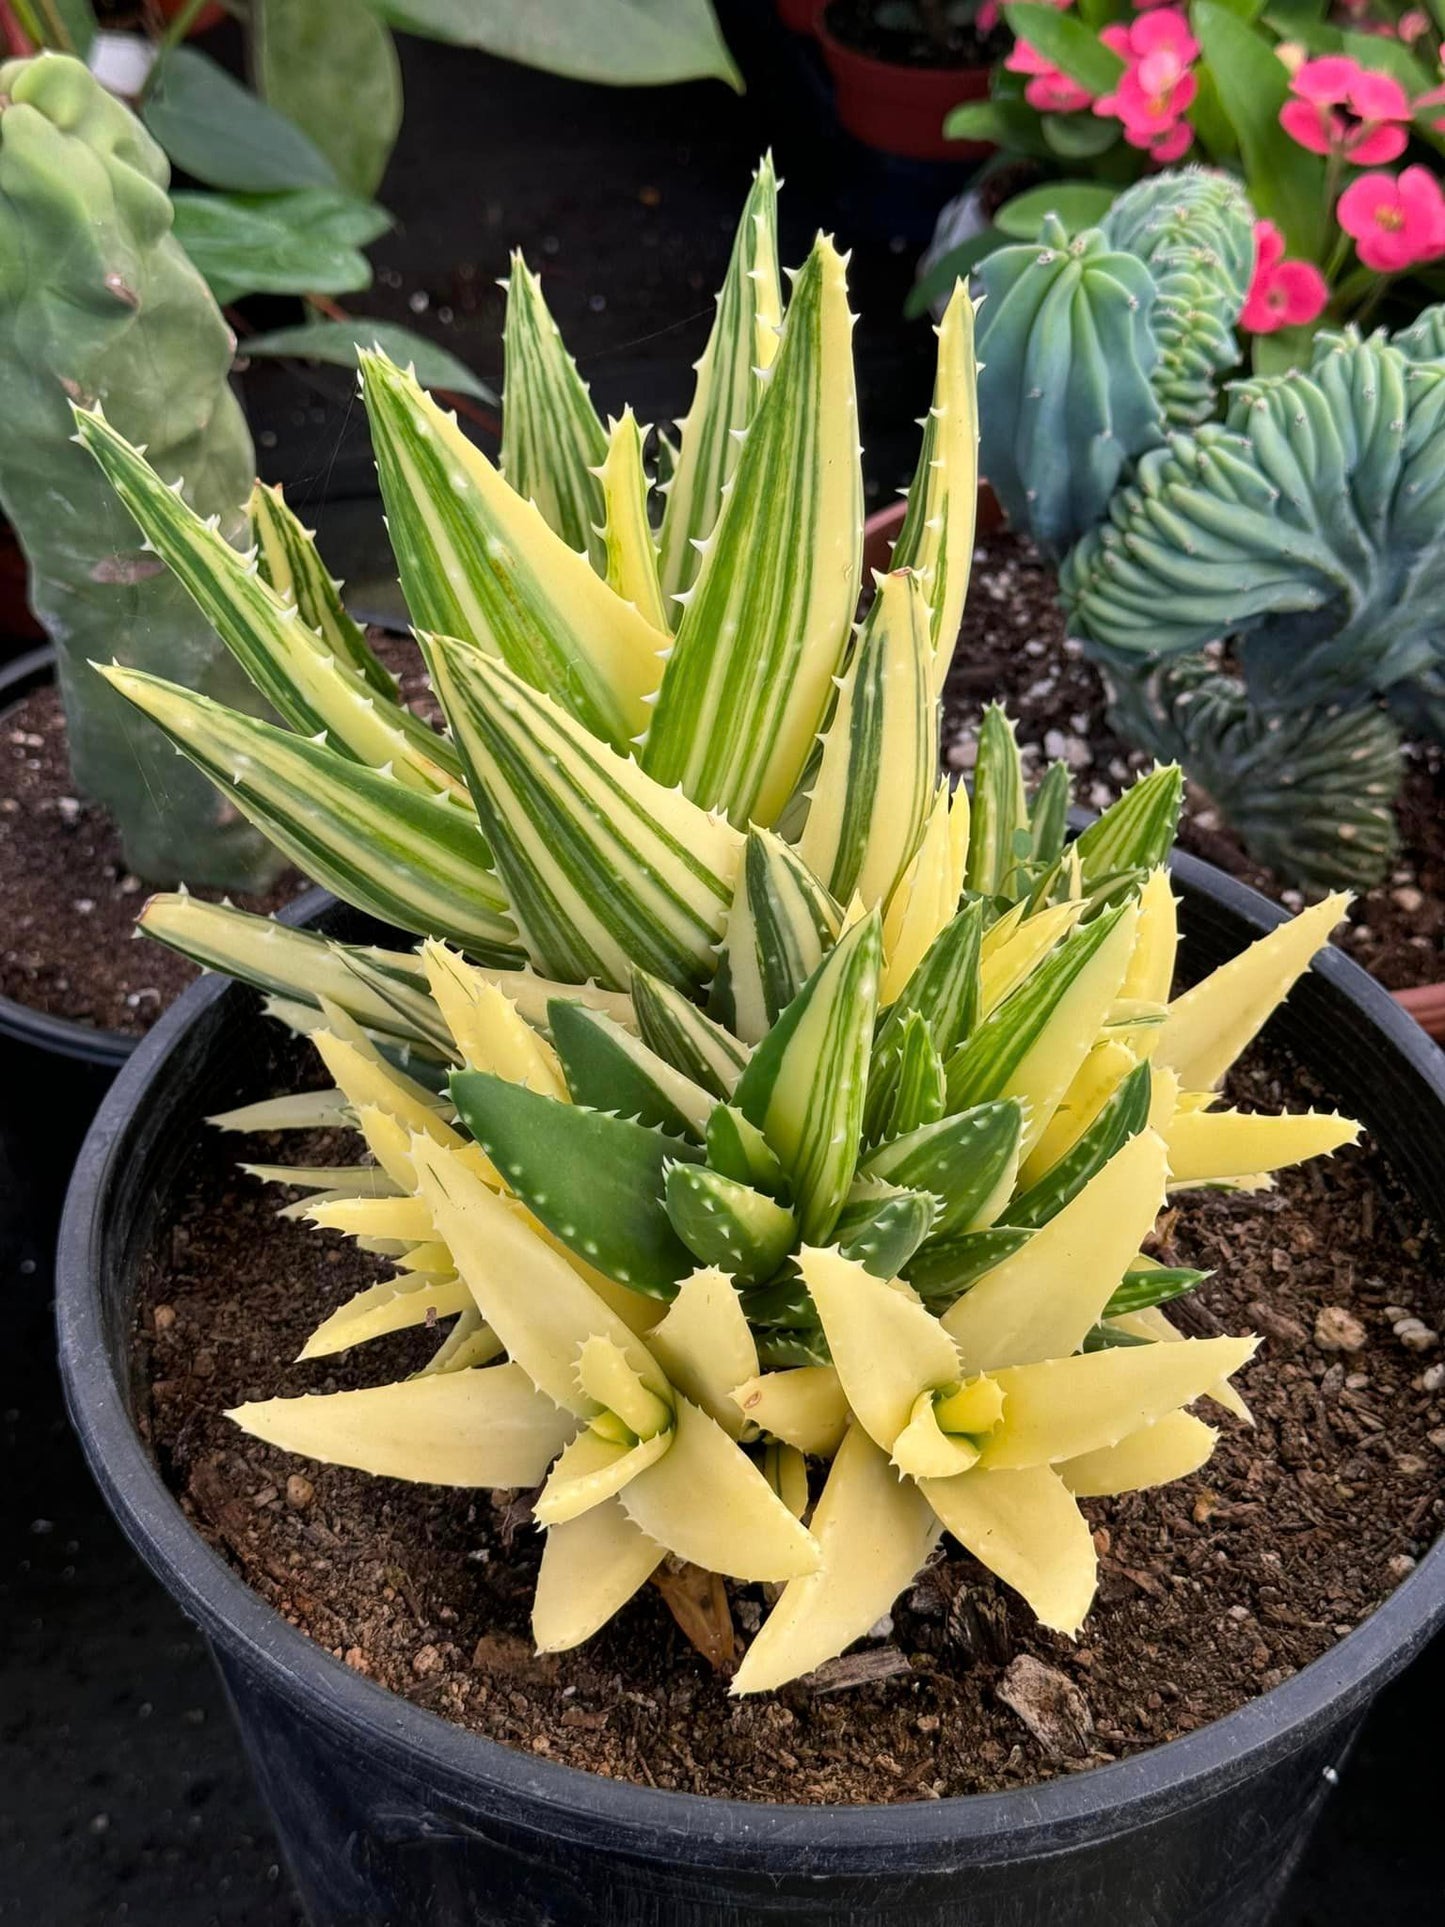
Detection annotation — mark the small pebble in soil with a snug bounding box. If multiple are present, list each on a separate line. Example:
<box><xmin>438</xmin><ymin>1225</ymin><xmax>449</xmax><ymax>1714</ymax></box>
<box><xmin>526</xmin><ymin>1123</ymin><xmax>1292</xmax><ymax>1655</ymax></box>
<box><xmin>1314</xmin><ymin>1305</ymin><xmax>1368</xmax><ymax>1353</ymax></box>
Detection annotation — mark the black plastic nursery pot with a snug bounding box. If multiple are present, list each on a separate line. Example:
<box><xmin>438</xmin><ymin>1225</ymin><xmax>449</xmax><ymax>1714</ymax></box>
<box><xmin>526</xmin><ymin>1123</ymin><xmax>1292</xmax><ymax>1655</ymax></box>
<box><xmin>56</xmin><ymin>863</ymin><xmax>1445</xmax><ymax>1927</ymax></box>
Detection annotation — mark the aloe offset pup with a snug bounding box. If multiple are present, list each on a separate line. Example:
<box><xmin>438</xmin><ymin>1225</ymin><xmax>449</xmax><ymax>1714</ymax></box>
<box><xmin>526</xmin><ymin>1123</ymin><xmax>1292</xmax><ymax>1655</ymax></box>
<box><xmin>82</xmin><ymin>160</ymin><xmax>1358</xmax><ymax>1694</ymax></box>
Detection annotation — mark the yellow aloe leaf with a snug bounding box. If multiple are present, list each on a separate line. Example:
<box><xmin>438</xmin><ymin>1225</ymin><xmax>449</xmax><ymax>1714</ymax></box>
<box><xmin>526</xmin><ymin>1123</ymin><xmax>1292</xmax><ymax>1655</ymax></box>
<box><xmin>1061</xmin><ymin>1409</ymin><xmax>1217</xmax><ymax>1497</ymax></box>
<box><xmin>730</xmin><ymin>1365</ymin><xmax>849</xmax><ymax>1456</ymax></box>
<box><xmin>798</xmin><ymin>1245</ymin><xmax>959</xmax><ymax>1453</ymax></box>
<box><xmin>891</xmin><ymin>1387</ymin><xmax>983</xmax><ymax>1480</ymax></box>
<box><xmin>533</xmin><ymin>1425</ymin><xmax>673</xmax><ymax>1527</ymax></box>
<box><xmin>1154</xmin><ymin>892</ymin><xmax>1349</xmax><ymax>1092</ymax></box>
<box><xmin>497</xmin><ymin>1197</ymin><xmax>661</xmax><ymax>1340</ymax></box>
<box><xmin>921</xmin><ymin>1462</ymin><xmax>1096</xmax><ymax>1635</ymax></box>
<box><xmin>979</xmin><ymin>1334</ymin><xmax>1258</xmax><ymax>1470</ymax></box>
<box><xmin>598</xmin><ymin>409</ymin><xmax>668</xmax><ymax>631</ymax></box>
<box><xmin>764</xmin><ymin>1441</ymin><xmax>812</xmax><ymax>1518</ymax></box>
<box><xmin>979</xmin><ymin>900</ymin><xmax>1085</xmax><ymax>1016</ymax></box>
<box><xmin>532</xmin><ymin>1498</ymin><xmax>665</xmax><ymax>1653</ymax></box>
<box><xmin>455</xmin><ymin>964</ymin><xmax>637</xmax><ymax>1037</ymax></box>
<box><xmin>947</xmin><ymin>778</ymin><xmax>971</xmax><ymax>904</ymax></box>
<box><xmin>1149</xmin><ymin>1064</ymin><xmax>1181</xmax><ymax>1133</ymax></box>
<box><xmin>296</xmin><ymin>1271</ymin><xmax>473</xmax><ymax>1361</ymax></box>
<box><xmin>1112</xmin><ymin>1307</ymin><xmax>1252</xmax><ymax>1422</ymax></box>
<box><xmin>307</xmin><ymin>1194</ymin><xmax>436</xmax><ymax>1243</ymax></box>
<box><xmin>649</xmin><ymin>1269</ymin><xmax>761</xmax><ymax>1437</ymax></box>
<box><xmin>393</xmin><ymin>1240</ymin><xmax>454</xmax><ymax>1273</ymax></box>
<box><xmin>310</xmin><ymin>1019</ymin><xmax>452</xmax><ymax>1138</ymax></box>
<box><xmin>1013</xmin><ymin>1038</ymin><xmax>1139</xmax><ymax>1189</ymax></box>
<box><xmin>1163</xmin><ymin>1108</ymin><xmax>1360</xmax><ymax>1185</ymax></box>
<box><xmin>410</xmin><ymin>1135</ymin><xmax>660</xmax><ymax>1416</ymax></box>
<box><xmin>574</xmin><ymin>1334</ymin><xmax>673</xmax><ymax>1436</ymax></box>
<box><xmin>945</xmin><ymin>1130</ymin><xmax>1169</xmax><ymax>1369</ymax></box>
<box><xmin>243</xmin><ymin>1161</ymin><xmax>400</xmax><ymax>1197</ymax></box>
<box><xmin>350</xmin><ymin>1102</ymin><xmax>498</xmax><ymax>1198</ymax></box>
<box><xmin>421</xmin><ymin>941</ymin><xmax>567</xmax><ymax>1096</ymax></box>
<box><xmin>881</xmin><ymin>783</ymin><xmax>956</xmax><ymax>1002</ymax></box>
<box><xmin>228</xmin><ymin>1364</ymin><xmax>575</xmax><ymax>1488</ymax></box>
<box><xmin>621</xmin><ymin>1396</ymin><xmax>820</xmax><ymax>1581</ymax></box>
<box><xmin>1121</xmin><ymin>867</ymin><xmax>1178</xmax><ymax>1007</ymax></box>
<box><xmin>980</xmin><ymin>901</ymin><xmax>1026</xmax><ymax>960</ymax></box>
<box><xmin>1007</xmin><ymin>902</ymin><xmax>1139</xmax><ymax>1158</ymax></box>
<box><xmin>732</xmin><ymin>1423</ymin><xmax>940</xmax><ymax>1695</ymax></box>
<box><xmin>418</xmin><ymin>1309</ymin><xmax>507</xmax><ymax>1376</ymax></box>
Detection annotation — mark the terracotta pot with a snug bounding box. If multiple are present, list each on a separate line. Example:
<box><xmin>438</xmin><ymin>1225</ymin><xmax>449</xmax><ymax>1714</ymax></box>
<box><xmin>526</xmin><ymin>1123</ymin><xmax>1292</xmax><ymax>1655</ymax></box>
<box><xmin>1394</xmin><ymin>982</ymin><xmax>1445</xmax><ymax>1043</ymax></box>
<box><xmin>815</xmin><ymin>4</ymin><xmax>993</xmax><ymax>161</ymax></box>
<box><xmin>776</xmin><ymin>0</ymin><xmax>817</xmax><ymax>31</ymax></box>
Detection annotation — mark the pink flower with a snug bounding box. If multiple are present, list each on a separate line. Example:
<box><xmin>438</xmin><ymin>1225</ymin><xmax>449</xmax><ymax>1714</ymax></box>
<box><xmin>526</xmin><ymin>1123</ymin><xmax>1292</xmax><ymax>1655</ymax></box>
<box><xmin>1239</xmin><ymin>220</ymin><xmax>1329</xmax><ymax>332</ymax></box>
<box><xmin>1096</xmin><ymin>9</ymin><xmax>1198</xmax><ymax>159</ymax></box>
<box><xmin>978</xmin><ymin>0</ymin><xmax>999</xmax><ymax>29</ymax></box>
<box><xmin>1399</xmin><ymin>11</ymin><xmax>1431</xmax><ymax>45</ymax></box>
<box><xmin>1279</xmin><ymin>56</ymin><xmax>1411</xmax><ymax>166</ymax></box>
<box><xmin>1006</xmin><ymin>38</ymin><xmax>1096</xmax><ymax>116</ymax></box>
<box><xmin>1338</xmin><ymin>165</ymin><xmax>1445</xmax><ymax>271</ymax></box>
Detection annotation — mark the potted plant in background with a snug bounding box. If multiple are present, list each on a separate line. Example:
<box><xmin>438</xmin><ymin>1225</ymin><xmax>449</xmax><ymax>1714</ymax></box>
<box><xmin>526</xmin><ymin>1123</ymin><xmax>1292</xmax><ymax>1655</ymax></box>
<box><xmin>817</xmin><ymin>0</ymin><xmax>1010</xmax><ymax>159</ymax></box>
<box><xmin>55</xmin><ymin>158</ymin><xmax>1445</xmax><ymax>1926</ymax></box>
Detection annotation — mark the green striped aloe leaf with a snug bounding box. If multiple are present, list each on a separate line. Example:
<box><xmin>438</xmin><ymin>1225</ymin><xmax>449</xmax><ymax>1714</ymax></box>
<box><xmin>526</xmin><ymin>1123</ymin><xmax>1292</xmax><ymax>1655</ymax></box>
<box><xmin>663</xmin><ymin>1164</ymin><xmax>797</xmax><ymax>1284</ymax></box>
<box><xmin>709</xmin><ymin>828</ymin><xmax>842</xmax><ymax>1046</ymax></box>
<box><xmin>657</xmin><ymin>154</ymin><xmax>782</xmax><ymax>607</ymax></box>
<box><xmin>1103</xmin><ymin>1261</ymin><xmax>1209</xmax><ymax>1318</ymax></box>
<box><xmin>74</xmin><ymin>407</ymin><xmax>465</xmax><ymax>797</ymax></box>
<box><xmin>642</xmin><ymin>234</ymin><xmax>863</xmax><ymax>826</ymax></box>
<box><xmin>1029</xmin><ymin>760</ymin><xmax>1072</xmax><ymax>869</ymax></box>
<box><xmin>100</xmin><ymin>666</ymin><xmax>521</xmax><ymax>962</ymax></box>
<box><xmin>944</xmin><ymin>901</ymin><xmax>1139</xmax><ymax>1153</ymax></box>
<box><xmin>966</xmin><ymin>704</ymin><xmax>1030</xmax><ymax>899</ymax></box>
<box><xmin>874</xmin><ymin>900</ymin><xmax>982</xmax><ymax>1060</ymax></box>
<box><xmin>424</xmin><ymin>636</ymin><xmax>742</xmax><ymax>992</ymax></box>
<box><xmin>887</xmin><ymin>282</ymin><xmax>980</xmax><ymax>689</ymax></box>
<box><xmin>548</xmin><ymin>999</ymin><xmax>713</xmax><ymax>1139</ymax></box>
<box><xmin>335</xmin><ymin>952</ymin><xmax>458</xmax><ymax>1062</ymax></box>
<box><xmin>732</xmin><ymin>911</ymin><xmax>882</xmax><ymax>1244</ymax></box>
<box><xmin>449</xmin><ymin>1069</ymin><xmax>702</xmax><ymax>1297</ymax></box>
<box><xmin>629</xmin><ymin>968</ymin><xmax>749</xmax><ymax>1099</ymax></box>
<box><xmin>797</xmin><ymin>567</ymin><xmax>935</xmax><ymax>911</ymax></box>
<box><xmin>359</xmin><ymin>351</ymin><xmax>668</xmax><ymax>753</ymax></box>
<box><xmin>906</xmin><ymin>1225</ymin><xmax>1034</xmax><ymax>1304</ymax></box>
<box><xmin>247</xmin><ymin>479</ymin><xmax>397</xmax><ymax>700</ymax></box>
<box><xmin>1074</xmin><ymin>764</ymin><xmax>1183</xmax><ymax>897</ymax></box>
<box><xmin>862</xmin><ymin>1098</ymin><xmax>1023</xmax><ymax>1242</ymax></box>
<box><xmin>740</xmin><ymin>1269</ymin><xmax>819</xmax><ymax>1331</ymax></box>
<box><xmin>704</xmin><ymin>1103</ymin><xmax>785</xmax><ymax>1194</ymax></box>
<box><xmin>1009</xmin><ymin>1059</ymin><xmax>1152</xmax><ymax>1230</ymax></box>
<box><xmin>871</xmin><ymin>1010</ymin><xmax>947</xmax><ymax>1142</ymax></box>
<box><xmin>500</xmin><ymin>251</ymin><xmax>608</xmax><ymax>569</ymax></box>
<box><xmin>598</xmin><ymin>409</ymin><xmax>667</xmax><ymax>632</ymax></box>
<box><xmin>832</xmin><ymin>1184</ymin><xmax>938</xmax><ymax>1278</ymax></box>
<box><xmin>138</xmin><ymin>894</ymin><xmax>447</xmax><ymax>1054</ymax></box>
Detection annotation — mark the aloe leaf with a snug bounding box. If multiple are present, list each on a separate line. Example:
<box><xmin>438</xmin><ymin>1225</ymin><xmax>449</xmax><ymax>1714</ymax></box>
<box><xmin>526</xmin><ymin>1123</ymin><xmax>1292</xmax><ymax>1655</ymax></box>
<box><xmin>100</xmin><ymin>667</ymin><xmax>521</xmax><ymax>962</ymax></box>
<box><xmin>657</xmin><ymin>155</ymin><xmax>781</xmax><ymax>606</ymax></box>
<box><xmin>643</xmin><ymin>235</ymin><xmax>863</xmax><ymax>826</ymax></box>
<box><xmin>74</xmin><ymin>407</ymin><xmax>464</xmax><ymax>796</ymax></box>
<box><xmin>919</xmin><ymin>1461</ymin><xmax>1096</xmax><ymax>1635</ymax></box>
<box><xmin>1073</xmin><ymin>764</ymin><xmax>1183</xmax><ymax>897</ymax></box>
<box><xmin>533</xmin><ymin>1499</ymin><xmax>665</xmax><ymax>1654</ymax></box>
<box><xmin>798</xmin><ymin>1244</ymin><xmax>960</xmax><ymax>1454</ymax></box>
<box><xmin>339</xmin><ymin>951</ymin><xmax>457</xmax><ymax>1063</ymax></box>
<box><xmin>649</xmin><ymin>1269</ymin><xmax>760</xmax><ymax>1436</ymax></box>
<box><xmin>880</xmin><ymin>783</ymin><xmax>965</xmax><ymax>1002</ymax></box>
<box><xmin>450</xmin><ymin>1069</ymin><xmax>702</xmax><ymax>1297</ymax></box>
<box><xmin>209</xmin><ymin>1089</ymin><xmax>353</xmax><ymax>1133</ymax></box>
<box><xmin>359</xmin><ymin>351</ymin><xmax>667</xmax><ymax>752</ymax></box>
<box><xmin>704</xmin><ymin>1104</ymin><xmax>785</xmax><ymax>1194</ymax></box>
<box><xmin>247</xmin><ymin>479</ymin><xmax>397</xmax><ymax>699</ymax></box>
<box><xmin>500</xmin><ymin>252</ymin><xmax>608</xmax><ymax>568</ymax></box>
<box><xmin>1104</xmin><ymin>1262</ymin><xmax>1208</xmax><ymax>1319</ymax></box>
<box><xmin>1009</xmin><ymin>1058</ymin><xmax>1152</xmax><ymax>1230</ymax></box>
<box><xmin>906</xmin><ymin>1226</ymin><xmax>1033</xmax><ymax>1304</ymax></box>
<box><xmin>863</xmin><ymin>1099</ymin><xmax>1023</xmax><ymax>1242</ymax></box>
<box><xmin>871</xmin><ymin>1011</ymin><xmax>946</xmax><ymax>1142</ymax></box>
<box><xmin>663</xmin><ymin>1165</ymin><xmax>797</xmax><ymax>1283</ymax></box>
<box><xmin>733</xmin><ymin>912</ymin><xmax>882</xmax><ymax>1244</ymax></box>
<box><xmin>798</xmin><ymin>567</ymin><xmax>936</xmax><ymax>911</ymax></box>
<box><xmin>425</xmin><ymin>638</ymin><xmax>742</xmax><ymax>991</ymax></box>
<box><xmin>296</xmin><ymin>1270</ymin><xmax>473</xmax><ymax>1361</ymax></box>
<box><xmin>832</xmin><ymin>1185</ymin><xmax>938</xmax><ymax>1278</ymax></box>
<box><xmin>549</xmin><ymin>999</ymin><xmax>713</xmax><ymax>1139</ymax></box>
<box><xmin>1029</xmin><ymin>759</ymin><xmax>1072</xmax><ymax>868</ymax></box>
<box><xmin>739</xmin><ymin>1269</ymin><xmax>819</xmax><ymax>1331</ymax></box>
<box><xmin>598</xmin><ymin>409</ymin><xmax>667</xmax><ymax>630</ymax></box>
<box><xmin>873</xmin><ymin>900</ymin><xmax>983</xmax><ymax>1082</ymax></box>
<box><xmin>965</xmin><ymin>705</ymin><xmax>1030</xmax><ymax>898</ymax></box>
<box><xmin>888</xmin><ymin>282</ymin><xmax>980</xmax><ymax>687</ymax></box>
<box><xmin>629</xmin><ymin>968</ymin><xmax>748</xmax><ymax>1098</ymax></box>
<box><xmin>709</xmin><ymin>828</ymin><xmax>842</xmax><ymax>1046</ymax></box>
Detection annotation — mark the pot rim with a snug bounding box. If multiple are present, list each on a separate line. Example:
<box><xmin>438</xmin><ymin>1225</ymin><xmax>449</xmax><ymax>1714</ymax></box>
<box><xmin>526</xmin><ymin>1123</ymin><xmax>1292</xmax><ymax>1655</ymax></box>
<box><xmin>814</xmin><ymin>2</ymin><xmax>993</xmax><ymax>79</ymax></box>
<box><xmin>56</xmin><ymin>856</ymin><xmax>1445</xmax><ymax>1873</ymax></box>
<box><xmin>0</xmin><ymin>645</ymin><xmax>134</xmax><ymax>1067</ymax></box>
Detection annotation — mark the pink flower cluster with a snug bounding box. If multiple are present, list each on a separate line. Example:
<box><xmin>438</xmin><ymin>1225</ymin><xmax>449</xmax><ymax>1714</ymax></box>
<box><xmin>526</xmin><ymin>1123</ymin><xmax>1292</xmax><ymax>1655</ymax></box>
<box><xmin>1004</xmin><ymin>0</ymin><xmax>1091</xmax><ymax>114</ymax></box>
<box><xmin>1096</xmin><ymin>9</ymin><xmax>1198</xmax><ymax>162</ymax></box>
<box><xmin>1339</xmin><ymin>166</ymin><xmax>1445</xmax><ymax>272</ymax></box>
<box><xmin>1240</xmin><ymin>220</ymin><xmax>1328</xmax><ymax>333</ymax></box>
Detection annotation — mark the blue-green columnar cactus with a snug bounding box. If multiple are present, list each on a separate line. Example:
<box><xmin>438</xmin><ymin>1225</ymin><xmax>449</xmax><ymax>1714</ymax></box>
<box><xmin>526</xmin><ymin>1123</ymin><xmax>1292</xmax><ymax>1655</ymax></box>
<box><xmin>0</xmin><ymin>53</ymin><xmax>277</xmax><ymax>888</ymax></box>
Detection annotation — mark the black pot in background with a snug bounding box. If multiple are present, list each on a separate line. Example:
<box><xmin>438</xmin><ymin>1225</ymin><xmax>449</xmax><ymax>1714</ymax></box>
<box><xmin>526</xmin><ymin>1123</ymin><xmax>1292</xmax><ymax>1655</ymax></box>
<box><xmin>57</xmin><ymin>864</ymin><xmax>1445</xmax><ymax>1927</ymax></box>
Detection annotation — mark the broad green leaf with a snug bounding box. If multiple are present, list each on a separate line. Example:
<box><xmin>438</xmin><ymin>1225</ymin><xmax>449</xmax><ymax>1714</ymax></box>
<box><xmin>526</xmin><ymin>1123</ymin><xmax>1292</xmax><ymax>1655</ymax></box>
<box><xmin>864</xmin><ymin>1099</ymin><xmax>1023</xmax><ymax>1242</ymax></box>
<box><xmin>11</xmin><ymin>0</ymin><xmax>94</xmax><ymax>53</ymax></box>
<box><xmin>642</xmin><ymin>236</ymin><xmax>862</xmax><ymax>826</ymax></box>
<box><xmin>657</xmin><ymin>154</ymin><xmax>781</xmax><ymax>605</ymax></box>
<box><xmin>549</xmin><ymin>999</ymin><xmax>714</xmax><ymax>1138</ymax></box>
<box><xmin>361</xmin><ymin>0</ymin><xmax>744</xmax><ymax>91</ymax></box>
<box><xmin>630</xmin><ymin>968</ymin><xmax>749</xmax><ymax>1098</ymax></box>
<box><xmin>599</xmin><ymin>410</ymin><xmax>667</xmax><ymax>630</ymax></box>
<box><xmin>99</xmin><ymin>666</ymin><xmax>520</xmax><ymax>962</ymax></box>
<box><xmin>664</xmin><ymin>1165</ymin><xmax>797</xmax><ymax>1284</ymax></box>
<box><xmin>995</xmin><ymin>181</ymin><xmax>1120</xmax><ymax>240</ymax></box>
<box><xmin>1004</xmin><ymin>5</ymin><xmax>1125</xmax><ymax>93</ymax></box>
<box><xmin>501</xmin><ymin>255</ymin><xmax>608</xmax><ymax>568</ymax></box>
<box><xmin>832</xmin><ymin>1184</ymin><xmax>938</xmax><ymax>1278</ymax></box>
<box><xmin>942</xmin><ymin>99</ymin><xmax>1054</xmax><ymax>153</ymax></box>
<box><xmin>450</xmin><ymin>1070</ymin><xmax>702</xmax><ymax>1298</ymax></box>
<box><xmin>906</xmin><ymin>1226</ymin><xmax>1034</xmax><ymax>1303</ymax></box>
<box><xmin>255</xmin><ymin>0</ymin><xmax>403</xmax><ymax>200</ymax></box>
<box><xmin>733</xmin><ymin>913</ymin><xmax>881</xmax><ymax>1244</ymax></box>
<box><xmin>170</xmin><ymin>189</ymin><xmax>383</xmax><ymax>305</ymax></box>
<box><xmin>709</xmin><ymin>828</ymin><xmax>842</xmax><ymax>1046</ymax></box>
<box><xmin>361</xmin><ymin>352</ymin><xmax>668</xmax><ymax>751</ymax></box>
<box><xmin>244</xmin><ymin>321</ymin><xmax>496</xmax><ymax>402</ymax></box>
<box><xmin>143</xmin><ymin>47</ymin><xmax>339</xmax><ymax>193</ymax></box>
<box><xmin>424</xmin><ymin>638</ymin><xmax>741</xmax><ymax>991</ymax></box>
<box><xmin>966</xmin><ymin>705</ymin><xmax>1029</xmax><ymax>897</ymax></box>
<box><xmin>1042</xmin><ymin>111</ymin><xmax>1124</xmax><ymax>160</ymax></box>
<box><xmin>247</xmin><ymin>480</ymin><xmax>397</xmax><ymax>700</ymax></box>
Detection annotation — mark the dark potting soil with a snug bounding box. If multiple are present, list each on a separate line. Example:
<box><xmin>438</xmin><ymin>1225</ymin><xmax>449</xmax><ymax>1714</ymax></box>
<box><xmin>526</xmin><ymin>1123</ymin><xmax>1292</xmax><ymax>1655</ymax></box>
<box><xmin>823</xmin><ymin>0</ymin><xmax>1007</xmax><ymax>68</ymax></box>
<box><xmin>943</xmin><ymin>532</ymin><xmax>1445</xmax><ymax>996</ymax></box>
<box><xmin>134</xmin><ymin>1024</ymin><xmax>1444</xmax><ymax>1804</ymax></box>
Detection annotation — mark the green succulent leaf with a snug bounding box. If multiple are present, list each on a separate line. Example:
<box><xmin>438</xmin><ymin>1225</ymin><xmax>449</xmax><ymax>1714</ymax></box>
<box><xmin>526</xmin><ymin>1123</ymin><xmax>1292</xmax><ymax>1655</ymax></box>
<box><xmin>1009</xmin><ymin>1059</ymin><xmax>1152</xmax><ymax>1230</ymax></box>
<box><xmin>248</xmin><ymin>480</ymin><xmax>397</xmax><ymax>701</ymax></box>
<box><xmin>1103</xmin><ymin>1263</ymin><xmax>1209</xmax><ymax>1317</ymax></box>
<box><xmin>966</xmin><ymin>705</ymin><xmax>1030</xmax><ymax>899</ymax></box>
<box><xmin>833</xmin><ymin>1185</ymin><xmax>939</xmax><ymax>1278</ymax></box>
<box><xmin>704</xmin><ymin>1104</ymin><xmax>785</xmax><ymax>1194</ymax></box>
<box><xmin>1029</xmin><ymin>761</ymin><xmax>1072</xmax><ymax>869</ymax></box>
<box><xmin>871</xmin><ymin>1011</ymin><xmax>947</xmax><ymax>1142</ymax></box>
<box><xmin>1071</xmin><ymin>763</ymin><xmax>1183</xmax><ymax>896</ymax></box>
<box><xmin>630</xmin><ymin>968</ymin><xmax>749</xmax><ymax>1098</ymax></box>
<box><xmin>501</xmin><ymin>254</ymin><xmax>609</xmax><ymax>569</ymax></box>
<box><xmin>450</xmin><ymin>1069</ymin><xmax>703</xmax><ymax>1297</ymax></box>
<box><xmin>709</xmin><ymin>828</ymin><xmax>842</xmax><ymax>1047</ymax></box>
<box><xmin>906</xmin><ymin>1226</ymin><xmax>1035</xmax><ymax>1304</ymax></box>
<box><xmin>863</xmin><ymin>1099</ymin><xmax>1023</xmax><ymax>1242</ymax></box>
<box><xmin>664</xmin><ymin>1165</ymin><xmax>797</xmax><ymax>1284</ymax></box>
<box><xmin>549</xmin><ymin>999</ymin><xmax>713</xmax><ymax>1138</ymax></box>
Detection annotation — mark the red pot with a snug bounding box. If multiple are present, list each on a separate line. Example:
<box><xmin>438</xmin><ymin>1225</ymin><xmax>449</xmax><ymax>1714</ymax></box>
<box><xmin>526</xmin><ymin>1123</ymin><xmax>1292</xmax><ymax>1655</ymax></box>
<box><xmin>777</xmin><ymin>0</ymin><xmax>818</xmax><ymax>31</ymax></box>
<box><xmin>159</xmin><ymin>0</ymin><xmax>225</xmax><ymax>33</ymax></box>
<box><xmin>815</xmin><ymin>4</ymin><xmax>993</xmax><ymax>161</ymax></box>
<box><xmin>1394</xmin><ymin>982</ymin><xmax>1445</xmax><ymax>1043</ymax></box>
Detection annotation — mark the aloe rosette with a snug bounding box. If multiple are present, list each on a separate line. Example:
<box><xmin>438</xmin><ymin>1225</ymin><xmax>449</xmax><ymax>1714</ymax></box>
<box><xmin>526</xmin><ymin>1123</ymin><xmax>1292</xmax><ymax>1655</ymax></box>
<box><xmin>81</xmin><ymin>164</ymin><xmax>1358</xmax><ymax>1691</ymax></box>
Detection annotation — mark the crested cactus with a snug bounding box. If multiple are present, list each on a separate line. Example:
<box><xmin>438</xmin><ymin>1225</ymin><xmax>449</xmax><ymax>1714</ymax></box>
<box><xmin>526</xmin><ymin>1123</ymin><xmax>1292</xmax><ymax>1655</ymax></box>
<box><xmin>0</xmin><ymin>53</ymin><xmax>277</xmax><ymax>888</ymax></box>
<box><xmin>79</xmin><ymin>165</ymin><xmax>1357</xmax><ymax>1691</ymax></box>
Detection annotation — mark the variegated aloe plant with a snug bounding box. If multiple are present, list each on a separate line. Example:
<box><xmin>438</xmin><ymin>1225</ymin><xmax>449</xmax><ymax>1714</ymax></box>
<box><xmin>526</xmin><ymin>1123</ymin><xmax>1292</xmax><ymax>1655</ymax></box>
<box><xmin>81</xmin><ymin>162</ymin><xmax>1359</xmax><ymax>1692</ymax></box>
